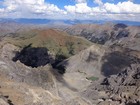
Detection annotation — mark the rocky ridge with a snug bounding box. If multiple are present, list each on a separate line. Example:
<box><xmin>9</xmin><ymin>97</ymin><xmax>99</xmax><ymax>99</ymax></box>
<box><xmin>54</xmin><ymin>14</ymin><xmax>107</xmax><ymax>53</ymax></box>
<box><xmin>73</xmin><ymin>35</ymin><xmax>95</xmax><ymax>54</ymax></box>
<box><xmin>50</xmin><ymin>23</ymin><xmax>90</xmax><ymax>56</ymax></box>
<box><xmin>63</xmin><ymin>23</ymin><xmax>140</xmax><ymax>51</ymax></box>
<box><xmin>82</xmin><ymin>64</ymin><xmax>140</xmax><ymax>105</ymax></box>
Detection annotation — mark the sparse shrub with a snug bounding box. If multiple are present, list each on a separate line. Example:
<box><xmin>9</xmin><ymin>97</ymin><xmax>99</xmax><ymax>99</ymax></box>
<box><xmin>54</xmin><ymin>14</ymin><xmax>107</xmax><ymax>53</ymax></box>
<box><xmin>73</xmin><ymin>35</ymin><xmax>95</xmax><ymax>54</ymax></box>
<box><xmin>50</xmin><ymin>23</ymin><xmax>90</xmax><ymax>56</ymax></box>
<box><xmin>86</xmin><ymin>76</ymin><xmax>99</xmax><ymax>81</ymax></box>
<box><xmin>66</xmin><ymin>41</ymin><xmax>75</xmax><ymax>55</ymax></box>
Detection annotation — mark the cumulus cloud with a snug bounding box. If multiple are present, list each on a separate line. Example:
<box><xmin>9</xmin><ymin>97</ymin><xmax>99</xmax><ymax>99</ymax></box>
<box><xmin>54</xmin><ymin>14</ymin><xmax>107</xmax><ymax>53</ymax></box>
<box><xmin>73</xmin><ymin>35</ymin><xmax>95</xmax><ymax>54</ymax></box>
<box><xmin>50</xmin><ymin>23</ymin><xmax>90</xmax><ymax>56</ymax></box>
<box><xmin>0</xmin><ymin>0</ymin><xmax>140</xmax><ymax>21</ymax></box>
<box><xmin>0</xmin><ymin>0</ymin><xmax>66</xmax><ymax>18</ymax></box>
<box><xmin>128</xmin><ymin>0</ymin><xmax>134</xmax><ymax>2</ymax></box>
<box><xmin>75</xmin><ymin>0</ymin><xmax>87</xmax><ymax>3</ymax></box>
<box><xmin>66</xmin><ymin>1</ymin><xmax>140</xmax><ymax>14</ymax></box>
<box><xmin>94</xmin><ymin>0</ymin><xmax>103</xmax><ymax>5</ymax></box>
<box><xmin>65</xmin><ymin>1</ymin><xmax>140</xmax><ymax>21</ymax></box>
<box><xmin>65</xmin><ymin>3</ymin><xmax>92</xmax><ymax>14</ymax></box>
<box><xmin>104</xmin><ymin>1</ymin><xmax>140</xmax><ymax>13</ymax></box>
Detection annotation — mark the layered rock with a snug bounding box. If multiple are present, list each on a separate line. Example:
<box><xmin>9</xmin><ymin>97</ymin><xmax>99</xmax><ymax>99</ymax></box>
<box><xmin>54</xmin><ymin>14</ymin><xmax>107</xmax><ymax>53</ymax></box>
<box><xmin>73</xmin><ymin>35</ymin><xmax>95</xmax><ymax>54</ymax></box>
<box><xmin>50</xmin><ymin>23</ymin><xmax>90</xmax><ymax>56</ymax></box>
<box><xmin>82</xmin><ymin>64</ymin><xmax>140</xmax><ymax>105</ymax></box>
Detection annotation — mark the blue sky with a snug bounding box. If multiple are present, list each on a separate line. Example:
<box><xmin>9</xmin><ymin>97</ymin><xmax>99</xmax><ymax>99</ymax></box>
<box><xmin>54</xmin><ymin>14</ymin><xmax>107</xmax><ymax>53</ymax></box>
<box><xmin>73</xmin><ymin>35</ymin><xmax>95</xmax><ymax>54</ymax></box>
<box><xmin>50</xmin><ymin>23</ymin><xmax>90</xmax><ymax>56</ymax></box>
<box><xmin>0</xmin><ymin>0</ymin><xmax>140</xmax><ymax>21</ymax></box>
<box><xmin>1</xmin><ymin>0</ymin><xmax>139</xmax><ymax>9</ymax></box>
<box><xmin>46</xmin><ymin>0</ymin><xmax>75</xmax><ymax>9</ymax></box>
<box><xmin>46</xmin><ymin>0</ymin><xmax>140</xmax><ymax>8</ymax></box>
<box><xmin>0</xmin><ymin>0</ymin><xmax>139</xmax><ymax>7</ymax></box>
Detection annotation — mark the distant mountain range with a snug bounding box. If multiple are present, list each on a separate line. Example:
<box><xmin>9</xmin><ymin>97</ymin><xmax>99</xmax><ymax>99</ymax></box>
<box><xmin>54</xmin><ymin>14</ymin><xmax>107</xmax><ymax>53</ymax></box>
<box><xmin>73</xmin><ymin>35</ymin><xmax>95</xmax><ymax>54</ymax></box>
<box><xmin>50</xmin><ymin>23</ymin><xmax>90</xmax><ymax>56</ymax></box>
<box><xmin>0</xmin><ymin>18</ymin><xmax>140</xmax><ymax>26</ymax></box>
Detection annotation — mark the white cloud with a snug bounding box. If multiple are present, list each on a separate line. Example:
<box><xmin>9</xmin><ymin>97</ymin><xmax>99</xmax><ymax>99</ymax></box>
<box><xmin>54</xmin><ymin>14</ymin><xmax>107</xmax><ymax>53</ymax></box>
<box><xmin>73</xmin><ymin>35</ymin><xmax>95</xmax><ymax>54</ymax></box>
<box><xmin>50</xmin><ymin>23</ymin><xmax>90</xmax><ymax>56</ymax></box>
<box><xmin>75</xmin><ymin>0</ymin><xmax>87</xmax><ymax>3</ymax></box>
<box><xmin>65</xmin><ymin>1</ymin><xmax>140</xmax><ymax>21</ymax></box>
<box><xmin>0</xmin><ymin>0</ymin><xmax>66</xmax><ymax>18</ymax></box>
<box><xmin>104</xmin><ymin>1</ymin><xmax>140</xmax><ymax>13</ymax></box>
<box><xmin>128</xmin><ymin>0</ymin><xmax>134</xmax><ymax>2</ymax></box>
<box><xmin>0</xmin><ymin>8</ymin><xmax>4</xmax><ymax>13</ymax></box>
<box><xmin>0</xmin><ymin>0</ymin><xmax>140</xmax><ymax>21</ymax></box>
<box><xmin>94</xmin><ymin>0</ymin><xmax>103</xmax><ymax>5</ymax></box>
<box><xmin>65</xmin><ymin>3</ymin><xmax>92</xmax><ymax>14</ymax></box>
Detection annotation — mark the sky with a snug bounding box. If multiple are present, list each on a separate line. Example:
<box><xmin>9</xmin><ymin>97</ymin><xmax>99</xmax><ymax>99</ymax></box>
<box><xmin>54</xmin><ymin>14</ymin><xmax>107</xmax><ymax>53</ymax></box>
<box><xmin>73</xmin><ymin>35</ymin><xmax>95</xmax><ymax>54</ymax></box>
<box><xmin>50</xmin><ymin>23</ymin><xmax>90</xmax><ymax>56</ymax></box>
<box><xmin>0</xmin><ymin>0</ymin><xmax>140</xmax><ymax>21</ymax></box>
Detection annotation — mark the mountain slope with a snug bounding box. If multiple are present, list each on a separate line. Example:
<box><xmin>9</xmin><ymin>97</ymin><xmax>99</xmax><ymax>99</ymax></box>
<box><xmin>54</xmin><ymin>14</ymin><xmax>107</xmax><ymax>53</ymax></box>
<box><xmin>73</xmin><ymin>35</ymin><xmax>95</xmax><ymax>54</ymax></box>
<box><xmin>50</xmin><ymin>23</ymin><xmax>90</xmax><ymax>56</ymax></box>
<box><xmin>0</xmin><ymin>22</ymin><xmax>140</xmax><ymax>105</ymax></box>
<box><xmin>63</xmin><ymin>24</ymin><xmax>140</xmax><ymax>51</ymax></box>
<box><xmin>2</xmin><ymin>29</ymin><xmax>92</xmax><ymax>57</ymax></box>
<box><xmin>0</xmin><ymin>43</ymin><xmax>91</xmax><ymax>105</ymax></box>
<box><xmin>57</xmin><ymin>44</ymin><xmax>140</xmax><ymax>88</ymax></box>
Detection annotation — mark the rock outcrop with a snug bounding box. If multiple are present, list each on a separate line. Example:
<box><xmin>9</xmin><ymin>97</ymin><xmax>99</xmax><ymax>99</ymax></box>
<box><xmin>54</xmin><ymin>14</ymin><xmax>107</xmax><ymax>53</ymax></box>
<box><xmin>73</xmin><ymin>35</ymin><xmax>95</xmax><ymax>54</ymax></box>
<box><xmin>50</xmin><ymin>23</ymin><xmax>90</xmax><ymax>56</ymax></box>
<box><xmin>0</xmin><ymin>43</ymin><xmax>91</xmax><ymax>105</ymax></box>
<box><xmin>82</xmin><ymin>64</ymin><xmax>140</xmax><ymax>105</ymax></box>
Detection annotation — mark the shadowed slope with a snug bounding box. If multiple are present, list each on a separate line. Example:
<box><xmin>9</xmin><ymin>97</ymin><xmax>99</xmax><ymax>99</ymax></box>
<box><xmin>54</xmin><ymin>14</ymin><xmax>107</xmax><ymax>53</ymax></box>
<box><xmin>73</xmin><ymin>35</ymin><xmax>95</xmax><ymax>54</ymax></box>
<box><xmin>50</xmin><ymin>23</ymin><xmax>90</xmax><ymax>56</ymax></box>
<box><xmin>12</xmin><ymin>44</ymin><xmax>52</xmax><ymax>68</ymax></box>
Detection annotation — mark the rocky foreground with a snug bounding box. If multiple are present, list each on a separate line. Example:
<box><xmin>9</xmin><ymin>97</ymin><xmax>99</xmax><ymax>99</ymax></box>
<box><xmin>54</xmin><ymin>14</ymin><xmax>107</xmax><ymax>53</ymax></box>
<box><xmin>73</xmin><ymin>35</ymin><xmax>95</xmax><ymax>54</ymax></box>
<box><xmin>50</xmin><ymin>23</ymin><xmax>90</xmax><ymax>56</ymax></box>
<box><xmin>0</xmin><ymin>42</ymin><xmax>139</xmax><ymax>105</ymax></box>
<box><xmin>83</xmin><ymin>64</ymin><xmax>140</xmax><ymax>105</ymax></box>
